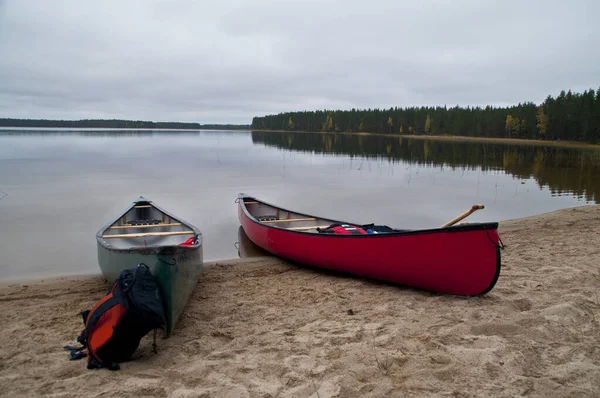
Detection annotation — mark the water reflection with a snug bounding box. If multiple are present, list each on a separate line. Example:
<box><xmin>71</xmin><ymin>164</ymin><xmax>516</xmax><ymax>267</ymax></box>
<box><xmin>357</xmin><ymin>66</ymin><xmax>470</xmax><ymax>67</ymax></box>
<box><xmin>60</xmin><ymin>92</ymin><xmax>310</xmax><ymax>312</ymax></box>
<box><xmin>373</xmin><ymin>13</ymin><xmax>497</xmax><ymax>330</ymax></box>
<box><xmin>252</xmin><ymin>131</ymin><xmax>600</xmax><ymax>204</ymax></box>
<box><xmin>236</xmin><ymin>226</ymin><xmax>271</xmax><ymax>258</ymax></box>
<box><xmin>1</xmin><ymin>128</ymin><xmax>598</xmax><ymax>280</ymax></box>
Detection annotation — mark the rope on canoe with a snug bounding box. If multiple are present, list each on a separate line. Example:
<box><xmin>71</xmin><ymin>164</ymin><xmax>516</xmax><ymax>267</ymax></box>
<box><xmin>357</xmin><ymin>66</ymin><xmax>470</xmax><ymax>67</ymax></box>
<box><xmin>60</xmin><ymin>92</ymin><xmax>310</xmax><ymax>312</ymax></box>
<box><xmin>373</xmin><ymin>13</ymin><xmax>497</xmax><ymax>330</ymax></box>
<box><xmin>159</xmin><ymin>257</ymin><xmax>177</xmax><ymax>266</ymax></box>
<box><xmin>487</xmin><ymin>231</ymin><xmax>506</xmax><ymax>250</ymax></box>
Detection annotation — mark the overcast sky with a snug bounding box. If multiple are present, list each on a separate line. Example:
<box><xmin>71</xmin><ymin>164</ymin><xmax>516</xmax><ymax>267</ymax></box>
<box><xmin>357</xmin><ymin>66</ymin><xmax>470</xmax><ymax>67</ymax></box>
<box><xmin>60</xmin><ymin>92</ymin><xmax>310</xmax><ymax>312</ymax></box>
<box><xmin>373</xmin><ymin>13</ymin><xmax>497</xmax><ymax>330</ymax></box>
<box><xmin>0</xmin><ymin>0</ymin><xmax>598</xmax><ymax>124</ymax></box>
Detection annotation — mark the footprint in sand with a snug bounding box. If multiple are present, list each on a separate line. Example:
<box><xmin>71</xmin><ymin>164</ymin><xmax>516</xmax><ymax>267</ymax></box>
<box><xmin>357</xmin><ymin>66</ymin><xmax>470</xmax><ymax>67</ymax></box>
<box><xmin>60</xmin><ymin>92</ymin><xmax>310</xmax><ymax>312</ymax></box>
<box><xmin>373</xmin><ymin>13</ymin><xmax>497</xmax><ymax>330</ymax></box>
<box><xmin>541</xmin><ymin>302</ymin><xmax>585</xmax><ymax>324</ymax></box>
<box><xmin>470</xmin><ymin>323</ymin><xmax>521</xmax><ymax>337</ymax></box>
<box><xmin>443</xmin><ymin>334</ymin><xmax>506</xmax><ymax>368</ymax></box>
<box><xmin>509</xmin><ymin>298</ymin><xmax>533</xmax><ymax>312</ymax></box>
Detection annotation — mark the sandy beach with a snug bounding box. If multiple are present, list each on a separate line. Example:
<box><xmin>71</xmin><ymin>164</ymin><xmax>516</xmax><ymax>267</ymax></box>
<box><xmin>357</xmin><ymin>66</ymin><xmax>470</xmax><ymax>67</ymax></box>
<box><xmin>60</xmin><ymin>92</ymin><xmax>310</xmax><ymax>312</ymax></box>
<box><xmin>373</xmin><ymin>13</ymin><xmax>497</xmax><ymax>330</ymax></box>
<box><xmin>1</xmin><ymin>205</ymin><xmax>599</xmax><ymax>397</ymax></box>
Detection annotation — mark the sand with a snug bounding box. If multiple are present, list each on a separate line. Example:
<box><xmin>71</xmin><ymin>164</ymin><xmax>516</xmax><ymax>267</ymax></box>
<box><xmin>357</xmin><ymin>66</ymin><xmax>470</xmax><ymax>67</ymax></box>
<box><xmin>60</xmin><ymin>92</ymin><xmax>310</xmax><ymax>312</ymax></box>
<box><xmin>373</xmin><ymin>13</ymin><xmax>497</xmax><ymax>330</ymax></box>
<box><xmin>1</xmin><ymin>205</ymin><xmax>599</xmax><ymax>397</ymax></box>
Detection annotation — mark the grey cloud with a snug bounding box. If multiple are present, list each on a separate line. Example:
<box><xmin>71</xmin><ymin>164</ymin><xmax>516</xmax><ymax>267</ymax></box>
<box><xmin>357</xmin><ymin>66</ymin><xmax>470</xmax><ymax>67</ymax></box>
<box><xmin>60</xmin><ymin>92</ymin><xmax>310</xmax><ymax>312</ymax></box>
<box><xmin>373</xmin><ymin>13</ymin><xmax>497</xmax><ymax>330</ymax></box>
<box><xmin>0</xmin><ymin>0</ymin><xmax>598</xmax><ymax>124</ymax></box>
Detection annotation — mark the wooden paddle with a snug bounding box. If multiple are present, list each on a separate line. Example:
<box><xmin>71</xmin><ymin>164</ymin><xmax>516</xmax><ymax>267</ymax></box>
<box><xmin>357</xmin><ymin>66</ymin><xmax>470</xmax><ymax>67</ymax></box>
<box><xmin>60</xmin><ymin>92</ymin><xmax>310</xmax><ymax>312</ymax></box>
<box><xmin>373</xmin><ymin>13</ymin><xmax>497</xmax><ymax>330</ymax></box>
<box><xmin>440</xmin><ymin>205</ymin><xmax>484</xmax><ymax>228</ymax></box>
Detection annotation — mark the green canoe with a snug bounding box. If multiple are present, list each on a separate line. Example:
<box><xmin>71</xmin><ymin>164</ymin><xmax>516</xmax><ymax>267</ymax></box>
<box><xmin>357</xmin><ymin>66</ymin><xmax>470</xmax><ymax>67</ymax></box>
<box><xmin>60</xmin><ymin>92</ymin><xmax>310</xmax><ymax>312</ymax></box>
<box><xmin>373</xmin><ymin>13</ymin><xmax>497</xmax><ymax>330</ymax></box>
<box><xmin>96</xmin><ymin>196</ymin><xmax>203</xmax><ymax>337</ymax></box>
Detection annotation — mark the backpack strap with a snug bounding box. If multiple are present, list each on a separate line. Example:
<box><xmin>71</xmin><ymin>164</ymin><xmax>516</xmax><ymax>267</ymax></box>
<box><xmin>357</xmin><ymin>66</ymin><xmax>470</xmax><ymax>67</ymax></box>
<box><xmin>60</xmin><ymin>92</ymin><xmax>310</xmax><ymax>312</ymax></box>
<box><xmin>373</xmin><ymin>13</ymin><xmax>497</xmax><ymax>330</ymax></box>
<box><xmin>63</xmin><ymin>345</ymin><xmax>87</xmax><ymax>360</ymax></box>
<box><xmin>84</xmin><ymin>296</ymin><xmax>120</xmax><ymax>334</ymax></box>
<box><xmin>83</xmin><ymin>280</ymin><xmax>120</xmax><ymax>337</ymax></box>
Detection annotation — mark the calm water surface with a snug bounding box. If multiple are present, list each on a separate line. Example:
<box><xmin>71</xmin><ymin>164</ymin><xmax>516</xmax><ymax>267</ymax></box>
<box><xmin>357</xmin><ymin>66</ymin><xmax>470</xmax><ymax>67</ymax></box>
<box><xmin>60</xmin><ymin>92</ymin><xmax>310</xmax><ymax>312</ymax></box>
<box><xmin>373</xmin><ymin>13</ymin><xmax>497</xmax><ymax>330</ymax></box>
<box><xmin>1</xmin><ymin>128</ymin><xmax>598</xmax><ymax>280</ymax></box>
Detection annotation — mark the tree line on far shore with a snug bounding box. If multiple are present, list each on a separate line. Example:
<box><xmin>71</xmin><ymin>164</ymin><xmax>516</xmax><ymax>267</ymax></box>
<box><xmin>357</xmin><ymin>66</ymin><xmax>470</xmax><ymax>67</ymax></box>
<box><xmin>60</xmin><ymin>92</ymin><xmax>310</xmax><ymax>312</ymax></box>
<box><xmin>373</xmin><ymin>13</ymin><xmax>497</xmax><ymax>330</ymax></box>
<box><xmin>0</xmin><ymin>118</ymin><xmax>250</xmax><ymax>130</ymax></box>
<box><xmin>251</xmin><ymin>88</ymin><xmax>600</xmax><ymax>143</ymax></box>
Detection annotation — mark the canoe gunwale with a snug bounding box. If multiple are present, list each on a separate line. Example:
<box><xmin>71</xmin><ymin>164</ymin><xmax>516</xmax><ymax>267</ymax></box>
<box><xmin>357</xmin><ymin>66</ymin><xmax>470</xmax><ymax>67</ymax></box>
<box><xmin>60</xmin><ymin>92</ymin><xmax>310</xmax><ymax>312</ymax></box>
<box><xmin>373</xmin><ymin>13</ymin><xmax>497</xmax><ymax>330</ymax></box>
<box><xmin>237</xmin><ymin>193</ymin><xmax>499</xmax><ymax>238</ymax></box>
<box><xmin>98</xmin><ymin>244</ymin><xmax>202</xmax><ymax>255</ymax></box>
<box><xmin>96</xmin><ymin>197</ymin><xmax>202</xmax><ymax>250</ymax></box>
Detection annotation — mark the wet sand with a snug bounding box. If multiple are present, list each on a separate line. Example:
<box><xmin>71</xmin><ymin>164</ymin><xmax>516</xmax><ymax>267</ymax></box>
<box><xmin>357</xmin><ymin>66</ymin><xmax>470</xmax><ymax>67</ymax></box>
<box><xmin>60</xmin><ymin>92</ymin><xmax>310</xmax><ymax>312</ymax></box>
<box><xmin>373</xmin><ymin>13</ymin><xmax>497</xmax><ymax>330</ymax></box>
<box><xmin>1</xmin><ymin>205</ymin><xmax>599</xmax><ymax>397</ymax></box>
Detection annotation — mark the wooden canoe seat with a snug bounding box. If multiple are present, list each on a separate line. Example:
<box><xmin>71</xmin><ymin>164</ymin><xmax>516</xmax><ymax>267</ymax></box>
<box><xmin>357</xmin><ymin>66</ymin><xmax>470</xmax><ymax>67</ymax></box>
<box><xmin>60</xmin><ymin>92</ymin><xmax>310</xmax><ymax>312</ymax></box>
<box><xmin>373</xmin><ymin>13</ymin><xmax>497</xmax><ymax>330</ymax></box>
<box><xmin>109</xmin><ymin>223</ymin><xmax>183</xmax><ymax>230</ymax></box>
<box><xmin>102</xmin><ymin>230</ymin><xmax>195</xmax><ymax>239</ymax></box>
<box><xmin>133</xmin><ymin>205</ymin><xmax>152</xmax><ymax>208</ymax></box>
<box><xmin>262</xmin><ymin>218</ymin><xmax>316</xmax><ymax>223</ymax></box>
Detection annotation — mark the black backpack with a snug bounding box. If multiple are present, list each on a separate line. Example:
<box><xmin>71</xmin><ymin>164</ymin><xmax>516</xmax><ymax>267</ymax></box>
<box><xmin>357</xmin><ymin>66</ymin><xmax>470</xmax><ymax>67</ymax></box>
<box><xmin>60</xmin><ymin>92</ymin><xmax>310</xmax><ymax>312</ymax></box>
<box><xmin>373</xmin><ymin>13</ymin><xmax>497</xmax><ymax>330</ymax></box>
<box><xmin>64</xmin><ymin>264</ymin><xmax>167</xmax><ymax>370</ymax></box>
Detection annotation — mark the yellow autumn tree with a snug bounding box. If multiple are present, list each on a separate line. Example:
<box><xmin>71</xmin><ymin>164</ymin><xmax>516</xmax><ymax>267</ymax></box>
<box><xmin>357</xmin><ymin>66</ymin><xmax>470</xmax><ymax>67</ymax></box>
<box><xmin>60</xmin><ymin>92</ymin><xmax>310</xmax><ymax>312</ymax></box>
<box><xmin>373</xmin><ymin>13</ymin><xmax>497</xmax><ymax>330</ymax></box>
<box><xmin>322</xmin><ymin>113</ymin><xmax>334</xmax><ymax>132</ymax></box>
<box><xmin>399</xmin><ymin>125</ymin><xmax>404</xmax><ymax>134</ymax></box>
<box><xmin>505</xmin><ymin>115</ymin><xmax>513</xmax><ymax>133</ymax></box>
<box><xmin>288</xmin><ymin>117</ymin><xmax>294</xmax><ymax>130</ymax></box>
<box><xmin>536</xmin><ymin>106</ymin><xmax>548</xmax><ymax>138</ymax></box>
<box><xmin>387</xmin><ymin>117</ymin><xmax>393</xmax><ymax>133</ymax></box>
<box><xmin>510</xmin><ymin>116</ymin><xmax>522</xmax><ymax>137</ymax></box>
<box><xmin>425</xmin><ymin>114</ymin><xmax>432</xmax><ymax>134</ymax></box>
<box><xmin>505</xmin><ymin>115</ymin><xmax>515</xmax><ymax>138</ymax></box>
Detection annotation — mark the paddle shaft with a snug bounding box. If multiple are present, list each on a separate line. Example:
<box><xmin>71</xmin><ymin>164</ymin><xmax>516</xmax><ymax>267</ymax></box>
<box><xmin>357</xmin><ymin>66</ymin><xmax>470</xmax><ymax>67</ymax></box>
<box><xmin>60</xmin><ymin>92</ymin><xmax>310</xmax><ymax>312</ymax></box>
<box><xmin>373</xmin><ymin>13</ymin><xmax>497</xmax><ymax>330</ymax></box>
<box><xmin>440</xmin><ymin>205</ymin><xmax>484</xmax><ymax>228</ymax></box>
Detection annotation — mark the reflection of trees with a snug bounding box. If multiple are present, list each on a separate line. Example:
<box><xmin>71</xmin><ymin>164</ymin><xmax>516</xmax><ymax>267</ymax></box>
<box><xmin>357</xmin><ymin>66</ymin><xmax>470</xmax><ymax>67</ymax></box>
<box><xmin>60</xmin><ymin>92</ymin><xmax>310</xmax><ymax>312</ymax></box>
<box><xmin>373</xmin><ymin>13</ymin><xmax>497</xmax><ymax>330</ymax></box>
<box><xmin>252</xmin><ymin>131</ymin><xmax>600</xmax><ymax>203</ymax></box>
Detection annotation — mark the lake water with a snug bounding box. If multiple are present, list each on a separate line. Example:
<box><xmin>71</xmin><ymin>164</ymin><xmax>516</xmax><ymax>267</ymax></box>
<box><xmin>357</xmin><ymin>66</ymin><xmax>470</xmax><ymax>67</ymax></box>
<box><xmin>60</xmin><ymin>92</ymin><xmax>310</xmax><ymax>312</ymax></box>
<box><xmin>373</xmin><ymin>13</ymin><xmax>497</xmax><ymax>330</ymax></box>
<box><xmin>1</xmin><ymin>128</ymin><xmax>598</xmax><ymax>280</ymax></box>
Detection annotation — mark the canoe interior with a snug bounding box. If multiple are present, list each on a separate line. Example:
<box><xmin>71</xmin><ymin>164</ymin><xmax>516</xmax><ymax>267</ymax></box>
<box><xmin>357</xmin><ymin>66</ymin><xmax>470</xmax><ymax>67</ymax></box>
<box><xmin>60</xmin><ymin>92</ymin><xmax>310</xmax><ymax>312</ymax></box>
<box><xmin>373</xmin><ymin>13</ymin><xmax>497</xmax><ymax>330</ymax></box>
<box><xmin>242</xmin><ymin>198</ymin><xmax>349</xmax><ymax>232</ymax></box>
<box><xmin>99</xmin><ymin>200</ymin><xmax>197</xmax><ymax>249</ymax></box>
<box><xmin>241</xmin><ymin>196</ymin><xmax>495</xmax><ymax>235</ymax></box>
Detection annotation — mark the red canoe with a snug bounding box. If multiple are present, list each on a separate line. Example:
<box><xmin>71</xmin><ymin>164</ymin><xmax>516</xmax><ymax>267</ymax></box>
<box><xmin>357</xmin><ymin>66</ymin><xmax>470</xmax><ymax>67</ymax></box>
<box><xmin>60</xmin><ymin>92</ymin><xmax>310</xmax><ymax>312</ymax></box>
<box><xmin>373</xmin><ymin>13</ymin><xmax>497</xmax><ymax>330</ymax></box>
<box><xmin>237</xmin><ymin>193</ymin><xmax>502</xmax><ymax>296</ymax></box>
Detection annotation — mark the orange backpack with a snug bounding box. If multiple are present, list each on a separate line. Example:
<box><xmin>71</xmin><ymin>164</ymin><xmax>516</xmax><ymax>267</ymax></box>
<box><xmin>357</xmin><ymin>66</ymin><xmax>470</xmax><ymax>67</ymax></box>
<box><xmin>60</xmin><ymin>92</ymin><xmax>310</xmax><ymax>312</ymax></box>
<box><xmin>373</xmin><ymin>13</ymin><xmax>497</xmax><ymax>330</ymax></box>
<box><xmin>64</xmin><ymin>264</ymin><xmax>166</xmax><ymax>370</ymax></box>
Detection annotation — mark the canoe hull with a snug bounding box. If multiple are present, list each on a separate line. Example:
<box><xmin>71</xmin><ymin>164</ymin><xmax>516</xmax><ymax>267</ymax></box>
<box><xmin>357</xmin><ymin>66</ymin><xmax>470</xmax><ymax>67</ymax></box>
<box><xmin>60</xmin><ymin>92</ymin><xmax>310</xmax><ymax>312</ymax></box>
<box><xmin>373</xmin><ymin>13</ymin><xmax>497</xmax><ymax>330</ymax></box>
<box><xmin>96</xmin><ymin>245</ymin><xmax>203</xmax><ymax>337</ymax></box>
<box><xmin>238</xmin><ymin>195</ymin><xmax>501</xmax><ymax>296</ymax></box>
<box><xmin>96</xmin><ymin>197</ymin><xmax>203</xmax><ymax>337</ymax></box>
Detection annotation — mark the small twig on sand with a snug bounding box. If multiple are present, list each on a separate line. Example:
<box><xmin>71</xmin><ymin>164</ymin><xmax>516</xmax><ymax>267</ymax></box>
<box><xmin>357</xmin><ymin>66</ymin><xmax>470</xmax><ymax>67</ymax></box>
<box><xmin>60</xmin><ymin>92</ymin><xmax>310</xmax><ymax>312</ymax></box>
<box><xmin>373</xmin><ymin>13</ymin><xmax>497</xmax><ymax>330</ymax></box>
<box><xmin>375</xmin><ymin>354</ymin><xmax>391</xmax><ymax>375</ymax></box>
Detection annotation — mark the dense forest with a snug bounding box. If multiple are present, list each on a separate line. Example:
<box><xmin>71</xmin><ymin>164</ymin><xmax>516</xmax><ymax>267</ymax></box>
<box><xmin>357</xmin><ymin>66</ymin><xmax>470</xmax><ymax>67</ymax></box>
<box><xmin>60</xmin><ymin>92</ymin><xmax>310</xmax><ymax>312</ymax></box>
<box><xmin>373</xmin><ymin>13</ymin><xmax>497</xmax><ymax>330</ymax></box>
<box><xmin>0</xmin><ymin>118</ymin><xmax>250</xmax><ymax>130</ymax></box>
<box><xmin>252</xmin><ymin>131</ymin><xmax>600</xmax><ymax>203</ymax></box>
<box><xmin>251</xmin><ymin>88</ymin><xmax>600</xmax><ymax>144</ymax></box>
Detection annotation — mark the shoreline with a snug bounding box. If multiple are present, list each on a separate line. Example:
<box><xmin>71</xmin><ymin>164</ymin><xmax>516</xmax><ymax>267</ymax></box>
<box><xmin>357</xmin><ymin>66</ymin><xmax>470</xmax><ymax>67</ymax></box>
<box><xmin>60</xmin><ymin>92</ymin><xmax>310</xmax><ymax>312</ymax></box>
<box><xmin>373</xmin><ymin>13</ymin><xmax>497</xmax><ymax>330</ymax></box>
<box><xmin>0</xmin><ymin>257</ymin><xmax>272</xmax><ymax>286</ymax></box>
<box><xmin>4</xmin><ymin>126</ymin><xmax>599</xmax><ymax>148</ymax></box>
<box><xmin>251</xmin><ymin>129</ymin><xmax>600</xmax><ymax>149</ymax></box>
<box><xmin>1</xmin><ymin>205</ymin><xmax>599</xmax><ymax>397</ymax></box>
<box><xmin>0</xmin><ymin>127</ymin><xmax>251</xmax><ymax>132</ymax></box>
<box><xmin>1</xmin><ymin>204</ymin><xmax>596</xmax><ymax>285</ymax></box>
